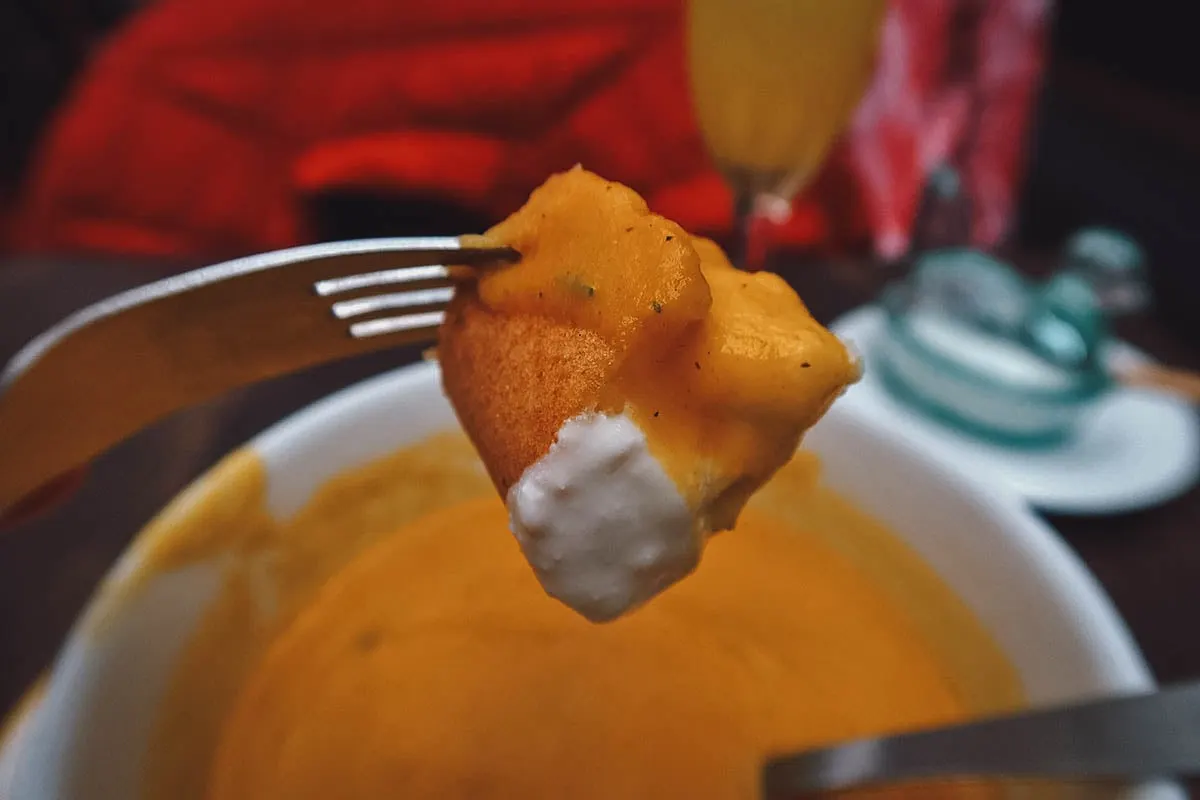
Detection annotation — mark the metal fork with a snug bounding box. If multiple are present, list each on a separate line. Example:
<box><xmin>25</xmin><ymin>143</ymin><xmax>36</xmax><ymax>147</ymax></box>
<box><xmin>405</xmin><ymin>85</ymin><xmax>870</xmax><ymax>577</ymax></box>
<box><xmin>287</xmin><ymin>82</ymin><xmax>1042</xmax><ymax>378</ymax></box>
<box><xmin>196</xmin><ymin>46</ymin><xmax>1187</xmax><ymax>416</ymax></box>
<box><xmin>0</xmin><ymin>237</ymin><xmax>518</xmax><ymax>514</ymax></box>
<box><xmin>762</xmin><ymin>680</ymin><xmax>1200</xmax><ymax>797</ymax></box>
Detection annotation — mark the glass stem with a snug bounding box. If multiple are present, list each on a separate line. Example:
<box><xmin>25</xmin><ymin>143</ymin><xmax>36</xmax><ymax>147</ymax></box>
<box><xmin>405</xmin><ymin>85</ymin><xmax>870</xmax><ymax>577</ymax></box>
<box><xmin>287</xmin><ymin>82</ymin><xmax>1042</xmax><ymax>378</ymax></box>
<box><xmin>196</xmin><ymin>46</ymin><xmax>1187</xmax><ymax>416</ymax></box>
<box><xmin>730</xmin><ymin>189</ymin><xmax>756</xmax><ymax>270</ymax></box>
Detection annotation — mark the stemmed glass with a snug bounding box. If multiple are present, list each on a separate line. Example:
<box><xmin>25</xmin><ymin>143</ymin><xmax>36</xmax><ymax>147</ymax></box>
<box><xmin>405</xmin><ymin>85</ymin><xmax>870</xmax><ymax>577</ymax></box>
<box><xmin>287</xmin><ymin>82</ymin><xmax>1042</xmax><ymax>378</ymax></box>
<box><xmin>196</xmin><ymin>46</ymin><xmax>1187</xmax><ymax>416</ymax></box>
<box><xmin>686</xmin><ymin>0</ymin><xmax>887</xmax><ymax>267</ymax></box>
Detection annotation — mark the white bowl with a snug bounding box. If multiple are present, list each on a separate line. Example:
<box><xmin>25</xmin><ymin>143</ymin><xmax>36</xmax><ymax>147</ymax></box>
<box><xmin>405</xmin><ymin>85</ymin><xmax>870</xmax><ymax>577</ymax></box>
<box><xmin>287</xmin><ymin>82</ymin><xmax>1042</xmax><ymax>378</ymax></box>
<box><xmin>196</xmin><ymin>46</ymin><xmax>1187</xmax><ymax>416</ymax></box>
<box><xmin>0</xmin><ymin>362</ymin><xmax>1181</xmax><ymax>799</ymax></box>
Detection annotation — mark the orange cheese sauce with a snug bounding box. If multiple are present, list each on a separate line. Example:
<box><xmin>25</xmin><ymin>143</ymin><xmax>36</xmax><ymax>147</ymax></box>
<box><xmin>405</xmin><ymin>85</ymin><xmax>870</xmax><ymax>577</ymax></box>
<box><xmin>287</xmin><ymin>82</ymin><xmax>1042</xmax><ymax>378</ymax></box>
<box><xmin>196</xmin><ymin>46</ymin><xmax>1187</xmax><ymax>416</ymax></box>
<box><xmin>26</xmin><ymin>431</ymin><xmax>1021</xmax><ymax>800</ymax></box>
<box><xmin>192</xmin><ymin>446</ymin><xmax>1020</xmax><ymax>800</ymax></box>
<box><xmin>462</xmin><ymin>167</ymin><xmax>858</xmax><ymax>527</ymax></box>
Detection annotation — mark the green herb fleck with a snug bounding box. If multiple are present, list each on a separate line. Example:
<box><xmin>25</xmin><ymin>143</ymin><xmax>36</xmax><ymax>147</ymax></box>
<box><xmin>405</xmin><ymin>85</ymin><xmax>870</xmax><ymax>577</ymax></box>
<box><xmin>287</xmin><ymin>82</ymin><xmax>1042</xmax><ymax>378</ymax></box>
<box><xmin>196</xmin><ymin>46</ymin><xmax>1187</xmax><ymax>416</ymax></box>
<box><xmin>651</xmin><ymin>300</ymin><xmax>663</xmax><ymax>313</ymax></box>
<box><xmin>801</xmin><ymin>362</ymin><xmax>811</xmax><ymax>368</ymax></box>
<box><xmin>665</xmin><ymin>235</ymin><xmax>674</xmax><ymax>242</ymax></box>
<box><xmin>653</xmin><ymin>410</ymin><xmax>660</xmax><ymax>418</ymax></box>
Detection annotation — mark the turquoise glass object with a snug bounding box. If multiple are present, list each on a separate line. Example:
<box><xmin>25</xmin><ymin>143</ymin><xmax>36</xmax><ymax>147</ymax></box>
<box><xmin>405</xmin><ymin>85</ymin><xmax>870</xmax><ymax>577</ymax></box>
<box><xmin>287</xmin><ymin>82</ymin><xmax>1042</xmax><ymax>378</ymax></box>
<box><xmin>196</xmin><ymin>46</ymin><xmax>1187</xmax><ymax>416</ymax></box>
<box><xmin>1062</xmin><ymin>227</ymin><xmax>1149</xmax><ymax>314</ymax></box>
<box><xmin>875</xmin><ymin>249</ymin><xmax>1113</xmax><ymax>447</ymax></box>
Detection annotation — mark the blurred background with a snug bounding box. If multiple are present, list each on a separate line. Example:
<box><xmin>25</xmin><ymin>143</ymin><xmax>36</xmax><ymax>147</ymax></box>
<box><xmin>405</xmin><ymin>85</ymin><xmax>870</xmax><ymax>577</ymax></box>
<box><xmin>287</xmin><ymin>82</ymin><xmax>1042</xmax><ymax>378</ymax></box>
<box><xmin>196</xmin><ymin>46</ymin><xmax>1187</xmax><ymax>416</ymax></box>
<box><xmin>0</xmin><ymin>0</ymin><xmax>1197</xmax><ymax>735</ymax></box>
<box><xmin>0</xmin><ymin>0</ymin><xmax>1197</xmax><ymax>334</ymax></box>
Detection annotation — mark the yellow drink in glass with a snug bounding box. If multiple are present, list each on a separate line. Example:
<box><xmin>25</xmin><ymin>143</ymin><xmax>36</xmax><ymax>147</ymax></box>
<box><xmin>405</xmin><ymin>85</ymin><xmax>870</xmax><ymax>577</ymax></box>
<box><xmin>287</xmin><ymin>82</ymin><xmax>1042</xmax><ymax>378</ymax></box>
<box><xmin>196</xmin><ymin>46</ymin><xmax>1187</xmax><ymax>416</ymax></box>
<box><xmin>687</xmin><ymin>0</ymin><xmax>886</xmax><ymax>261</ymax></box>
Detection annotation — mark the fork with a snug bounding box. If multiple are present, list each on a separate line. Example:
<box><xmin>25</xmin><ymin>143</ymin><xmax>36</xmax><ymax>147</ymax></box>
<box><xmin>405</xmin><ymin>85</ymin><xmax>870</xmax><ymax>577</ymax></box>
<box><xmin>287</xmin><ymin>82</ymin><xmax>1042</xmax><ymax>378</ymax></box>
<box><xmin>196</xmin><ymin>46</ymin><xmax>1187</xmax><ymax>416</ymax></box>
<box><xmin>761</xmin><ymin>680</ymin><xmax>1200</xmax><ymax>797</ymax></box>
<box><xmin>0</xmin><ymin>237</ymin><xmax>518</xmax><ymax>515</ymax></box>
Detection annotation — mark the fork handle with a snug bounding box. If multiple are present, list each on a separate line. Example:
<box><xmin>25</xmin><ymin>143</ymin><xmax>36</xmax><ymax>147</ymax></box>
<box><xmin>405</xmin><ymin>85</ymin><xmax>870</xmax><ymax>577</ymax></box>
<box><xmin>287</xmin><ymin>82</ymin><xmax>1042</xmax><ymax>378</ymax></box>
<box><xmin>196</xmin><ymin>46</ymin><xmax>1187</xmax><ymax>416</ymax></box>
<box><xmin>763</xmin><ymin>681</ymin><xmax>1200</xmax><ymax>796</ymax></box>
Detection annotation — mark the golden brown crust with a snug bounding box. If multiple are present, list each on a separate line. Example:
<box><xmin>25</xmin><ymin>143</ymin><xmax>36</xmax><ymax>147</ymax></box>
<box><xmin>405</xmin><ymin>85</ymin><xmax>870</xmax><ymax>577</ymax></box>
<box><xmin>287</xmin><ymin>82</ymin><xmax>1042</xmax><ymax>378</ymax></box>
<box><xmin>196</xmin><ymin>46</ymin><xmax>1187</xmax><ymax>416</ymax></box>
<box><xmin>439</xmin><ymin>291</ymin><xmax>616</xmax><ymax>495</ymax></box>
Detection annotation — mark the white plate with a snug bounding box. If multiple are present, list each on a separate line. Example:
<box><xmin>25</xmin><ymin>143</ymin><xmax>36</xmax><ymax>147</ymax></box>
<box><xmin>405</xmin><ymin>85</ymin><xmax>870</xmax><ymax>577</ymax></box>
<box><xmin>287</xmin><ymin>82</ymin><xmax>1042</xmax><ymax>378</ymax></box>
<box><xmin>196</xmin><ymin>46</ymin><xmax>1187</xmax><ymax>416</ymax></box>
<box><xmin>0</xmin><ymin>361</ymin><xmax>1181</xmax><ymax>799</ymax></box>
<box><xmin>833</xmin><ymin>306</ymin><xmax>1199</xmax><ymax>515</ymax></box>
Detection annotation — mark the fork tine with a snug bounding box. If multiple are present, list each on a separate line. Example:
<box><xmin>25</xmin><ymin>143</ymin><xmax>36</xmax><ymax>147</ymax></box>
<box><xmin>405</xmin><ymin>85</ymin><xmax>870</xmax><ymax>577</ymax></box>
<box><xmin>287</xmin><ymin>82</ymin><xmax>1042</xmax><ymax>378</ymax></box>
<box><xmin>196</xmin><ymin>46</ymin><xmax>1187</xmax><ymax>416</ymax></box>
<box><xmin>349</xmin><ymin>311</ymin><xmax>446</xmax><ymax>339</ymax></box>
<box><xmin>331</xmin><ymin>287</ymin><xmax>455</xmax><ymax>320</ymax></box>
<box><xmin>314</xmin><ymin>242</ymin><xmax>515</xmax><ymax>297</ymax></box>
<box><xmin>314</xmin><ymin>264</ymin><xmax>454</xmax><ymax>297</ymax></box>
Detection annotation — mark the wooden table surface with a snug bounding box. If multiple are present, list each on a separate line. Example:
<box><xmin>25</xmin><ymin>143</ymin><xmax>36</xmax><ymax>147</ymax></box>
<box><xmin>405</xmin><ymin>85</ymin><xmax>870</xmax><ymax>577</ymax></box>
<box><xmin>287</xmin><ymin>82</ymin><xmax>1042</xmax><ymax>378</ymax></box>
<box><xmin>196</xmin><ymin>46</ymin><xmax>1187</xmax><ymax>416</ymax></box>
<box><xmin>1</xmin><ymin>250</ymin><xmax>1197</xmax><ymax>734</ymax></box>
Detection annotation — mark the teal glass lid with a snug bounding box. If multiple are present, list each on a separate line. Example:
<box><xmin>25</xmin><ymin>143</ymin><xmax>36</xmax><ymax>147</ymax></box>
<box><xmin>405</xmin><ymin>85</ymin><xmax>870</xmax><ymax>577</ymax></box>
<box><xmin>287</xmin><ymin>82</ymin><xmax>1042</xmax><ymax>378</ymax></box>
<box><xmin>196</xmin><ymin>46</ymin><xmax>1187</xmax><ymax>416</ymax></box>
<box><xmin>830</xmin><ymin>306</ymin><xmax>1200</xmax><ymax>514</ymax></box>
<box><xmin>875</xmin><ymin>249</ymin><xmax>1110</xmax><ymax>447</ymax></box>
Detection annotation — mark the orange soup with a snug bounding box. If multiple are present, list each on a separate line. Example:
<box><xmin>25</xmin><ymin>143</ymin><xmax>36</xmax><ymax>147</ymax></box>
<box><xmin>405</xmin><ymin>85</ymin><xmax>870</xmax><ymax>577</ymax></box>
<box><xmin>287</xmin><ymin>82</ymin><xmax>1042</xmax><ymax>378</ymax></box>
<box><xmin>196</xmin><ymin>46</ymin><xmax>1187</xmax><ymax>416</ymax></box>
<box><xmin>115</xmin><ymin>434</ymin><xmax>1020</xmax><ymax>800</ymax></box>
<box><xmin>202</xmin><ymin>457</ymin><xmax>1019</xmax><ymax>799</ymax></box>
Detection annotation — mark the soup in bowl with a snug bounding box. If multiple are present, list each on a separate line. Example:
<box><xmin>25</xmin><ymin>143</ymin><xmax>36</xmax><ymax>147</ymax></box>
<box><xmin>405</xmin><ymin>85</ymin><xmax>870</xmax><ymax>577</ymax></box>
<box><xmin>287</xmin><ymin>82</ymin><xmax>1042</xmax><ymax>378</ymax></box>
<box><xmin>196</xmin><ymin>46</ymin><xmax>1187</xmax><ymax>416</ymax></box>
<box><xmin>0</xmin><ymin>361</ymin><xmax>1174</xmax><ymax>799</ymax></box>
